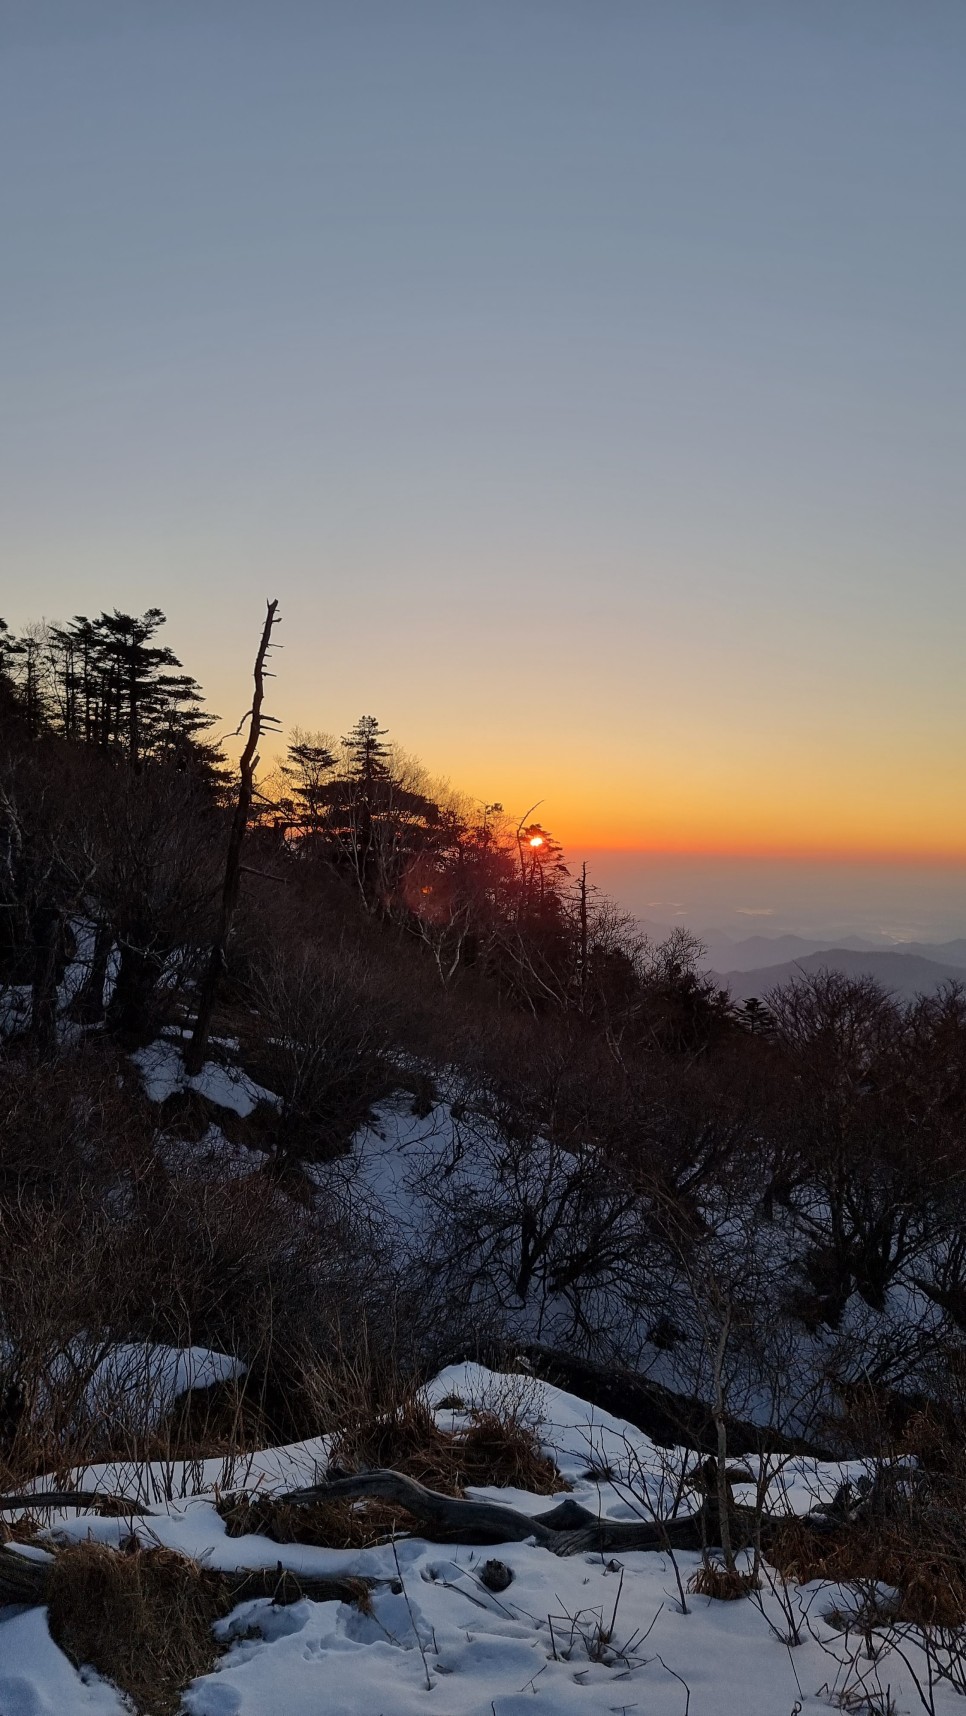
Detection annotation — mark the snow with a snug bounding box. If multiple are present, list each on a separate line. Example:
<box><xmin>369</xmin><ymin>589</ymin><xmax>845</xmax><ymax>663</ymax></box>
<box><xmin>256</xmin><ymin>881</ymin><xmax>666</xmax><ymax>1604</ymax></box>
<box><xmin>83</xmin><ymin>1343</ymin><xmax>244</xmax><ymax>1419</ymax></box>
<box><xmin>10</xmin><ymin>1059</ymin><xmax>956</xmax><ymax>1711</ymax></box>
<box><xmin>3</xmin><ymin>1364</ymin><xmax>962</xmax><ymax>1715</ymax></box>
<box><xmin>318</xmin><ymin>1093</ymin><xmax>952</xmax><ymax>1446</ymax></box>
<box><xmin>157</xmin><ymin>1121</ymin><xmax>269</xmax><ymax>1180</ymax></box>
<box><xmin>132</xmin><ymin>1038</ymin><xmax>279</xmax><ymax>1117</ymax></box>
<box><xmin>0</xmin><ymin>1607</ymin><xmax>128</xmax><ymax>1714</ymax></box>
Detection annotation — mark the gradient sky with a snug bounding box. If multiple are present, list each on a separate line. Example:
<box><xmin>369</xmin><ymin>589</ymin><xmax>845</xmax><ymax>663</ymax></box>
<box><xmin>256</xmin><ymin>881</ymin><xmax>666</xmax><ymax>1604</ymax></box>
<box><xmin>2</xmin><ymin>3</ymin><xmax>965</xmax><ymax>922</ymax></box>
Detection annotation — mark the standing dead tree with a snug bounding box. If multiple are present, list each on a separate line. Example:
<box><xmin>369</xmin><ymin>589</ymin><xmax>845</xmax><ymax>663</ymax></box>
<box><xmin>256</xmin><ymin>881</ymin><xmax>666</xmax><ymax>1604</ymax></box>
<box><xmin>185</xmin><ymin>600</ymin><xmax>280</xmax><ymax>1076</ymax></box>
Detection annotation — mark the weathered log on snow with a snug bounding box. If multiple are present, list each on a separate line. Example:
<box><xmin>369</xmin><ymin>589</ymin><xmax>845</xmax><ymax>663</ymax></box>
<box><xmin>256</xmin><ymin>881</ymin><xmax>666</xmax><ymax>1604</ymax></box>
<box><xmin>0</xmin><ymin>1491</ymin><xmax>156</xmax><ymax>1517</ymax></box>
<box><xmin>0</xmin><ymin>1545</ymin><xmax>50</xmax><ymax>1606</ymax></box>
<box><xmin>282</xmin><ymin>1467</ymin><xmax>725</xmax><ymax>1556</ymax></box>
<box><xmin>0</xmin><ymin>1544</ymin><xmax>376</xmax><ymax>1612</ymax></box>
<box><xmin>222</xmin><ymin>1563</ymin><xmax>376</xmax><ymax>1607</ymax></box>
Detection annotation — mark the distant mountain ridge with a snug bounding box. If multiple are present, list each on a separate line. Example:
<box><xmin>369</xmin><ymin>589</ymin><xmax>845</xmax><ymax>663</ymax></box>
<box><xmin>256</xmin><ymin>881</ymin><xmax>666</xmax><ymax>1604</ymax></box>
<box><xmin>699</xmin><ymin>930</ymin><xmax>966</xmax><ymax>972</ymax></box>
<box><xmin>711</xmin><ymin>946</ymin><xmax>966</xmax><ymax>1004</ymax></box>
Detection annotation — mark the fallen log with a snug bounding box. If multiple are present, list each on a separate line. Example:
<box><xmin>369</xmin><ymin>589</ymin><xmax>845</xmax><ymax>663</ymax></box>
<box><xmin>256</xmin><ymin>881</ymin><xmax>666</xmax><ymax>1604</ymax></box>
<box><xmin>0</xmin><ymin>1544</ymin><xmax>376</xmax><ymax>1611</ymax></box>
<box><xmin>0</xmin><ymin>1545</ymin><xmax>50</xmax><ymax>1606</ymax></box>
<box><xmin>0</xmin><ymin>1491</ymin><xmax>156</xmax><ymax>1516</ymax></box>
<box><xmin>223</xmin><ymin>1563</ymin><xmax>376</xmax><ymax>1607</ymax></box>
<box><xmin>281</xmin><ymin>1467</ymin><xmax>729</xmax><ymax>1556</ymax></box>
<box><xmin>515</xmin><ymin>1344</ymin><xmax>833</xmax><ymax>1458</ymax></box>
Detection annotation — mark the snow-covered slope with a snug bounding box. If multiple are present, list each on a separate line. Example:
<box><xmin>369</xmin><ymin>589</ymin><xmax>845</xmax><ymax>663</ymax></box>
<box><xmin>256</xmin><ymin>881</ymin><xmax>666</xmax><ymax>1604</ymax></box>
<box><xmin>2</xmin><ymin>1365</ymin><xmax>955</xmax><ymax>1716</ymax></box>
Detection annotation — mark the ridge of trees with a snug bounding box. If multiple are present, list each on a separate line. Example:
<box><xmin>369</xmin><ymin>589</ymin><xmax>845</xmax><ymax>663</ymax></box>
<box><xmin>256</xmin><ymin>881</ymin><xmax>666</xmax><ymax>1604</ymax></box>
<box><xmin>0</xmin><ymin>606</ymin><xmax>734</xmax><ymax>1055</ymax></box>
<box><xmin>8</xmin><ymin>598</ymin><xmax>965</xmax><ymax>1349</ymax></box>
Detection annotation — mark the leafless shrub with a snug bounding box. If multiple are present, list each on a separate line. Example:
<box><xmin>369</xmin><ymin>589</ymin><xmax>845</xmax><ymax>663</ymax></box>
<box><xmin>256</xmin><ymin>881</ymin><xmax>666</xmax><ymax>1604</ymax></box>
<box><xmin>547</xmin><ymin>1572</ymin><xmax>661</xmax><ymax>1670</ymax></box>
<box><xmin>243</xmin><ymin>943</ymin><xmax>397</xmax><ymax>1160</ymax></box>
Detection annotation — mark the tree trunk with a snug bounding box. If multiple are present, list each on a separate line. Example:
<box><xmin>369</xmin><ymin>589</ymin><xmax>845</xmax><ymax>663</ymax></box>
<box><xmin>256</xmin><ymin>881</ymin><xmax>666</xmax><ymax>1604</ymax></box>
<box><xmin>106</xmin><ymin>941</ymin><xmax>161</xmax><ymax>1048</ymax></box>
<box><xmin>185</xmin><ymin>599</ymin><xmax>279</xmax><ymax>1076</ymax></box>
<box><xmin>281</xmin><ymin>1467</ymin><xmax>727</xmax><ymax>1556</ymax></box>
<box><xmin>68</xmin><ymin>920</ymin><xmax>112</xmax><ymax>1025</ymax></box>
<box><xmin>29</xmin><ymin>902</ymin><xmax>62</xmax><ymax>1062</ymax></box>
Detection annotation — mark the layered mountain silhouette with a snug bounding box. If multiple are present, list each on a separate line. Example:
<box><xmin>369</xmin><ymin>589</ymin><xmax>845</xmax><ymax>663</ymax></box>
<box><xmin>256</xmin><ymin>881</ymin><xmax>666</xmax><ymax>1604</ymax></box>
<box><xmin>710</xmin><ymin>945</ymin><xmax>966</xmax><ymax>1003</ymax></box>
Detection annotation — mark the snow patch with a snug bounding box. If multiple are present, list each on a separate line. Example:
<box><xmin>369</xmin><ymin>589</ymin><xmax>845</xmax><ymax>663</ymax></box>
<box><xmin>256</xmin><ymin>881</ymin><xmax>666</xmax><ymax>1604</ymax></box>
<box><xmin>132</xmin><ymin>1038</ymin><xmax>280</xmax><ymax>1116</ymax></box>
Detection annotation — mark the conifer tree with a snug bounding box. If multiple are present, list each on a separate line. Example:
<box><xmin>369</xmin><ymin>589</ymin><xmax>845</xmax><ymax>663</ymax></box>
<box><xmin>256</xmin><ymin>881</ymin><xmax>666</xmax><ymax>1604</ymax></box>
<box><xmin>342</xmin><ymin>714</ymin><xmax>390</xmax><ymax>784</ymax></box>
<box><xmin>6</xmin><ymin>627</ymin><xmax>44</xmax><ymax>736</ymax></box>
<box><xmin>37</xmin><ymin>609</ymin><xmax>218</xmax><ymax>771</ymax></box>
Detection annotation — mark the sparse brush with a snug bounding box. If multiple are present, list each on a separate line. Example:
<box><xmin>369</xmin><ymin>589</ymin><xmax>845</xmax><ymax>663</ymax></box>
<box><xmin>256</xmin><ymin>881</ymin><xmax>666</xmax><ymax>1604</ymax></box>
<box><xmin>769</xmin><ymin>1514</ymin><xmax>966</xmax><ymax>1628</ymax></box>
<box><xmin>140</xmin><ymin>1374</ymin><xmax>270</xmax><ymax>1463</ymax></box>
<box><xmin>46</xmin><ymin>1539</ymin><xmax>230</xmax><ymax>1716</ymax></box>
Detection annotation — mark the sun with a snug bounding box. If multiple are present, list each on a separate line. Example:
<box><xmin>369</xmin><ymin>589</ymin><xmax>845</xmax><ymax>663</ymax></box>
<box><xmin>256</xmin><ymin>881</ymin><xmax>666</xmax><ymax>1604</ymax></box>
<box><xmin>528</xmin><ymin>835</ymin><xmax>544</xmax><ymax>848</ymax></box>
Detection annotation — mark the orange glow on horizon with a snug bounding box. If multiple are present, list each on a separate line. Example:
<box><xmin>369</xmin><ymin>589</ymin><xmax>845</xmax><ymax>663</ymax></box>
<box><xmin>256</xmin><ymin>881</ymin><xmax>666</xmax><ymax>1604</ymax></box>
<box><xmin>507</xmin><ymin>775</ymin><xmax>966</xmax><ymax>869</ymax></box>
<box><xmin>548</xmin><ymin>822</ymin><xmax>966</xmax><ymax>867</ymax></box>
<box><xmin>563</xmin><ymin>838</ymin><xmax>966</xmax><ymax>867</ymax></box>
<box><xmin>262</xmin><ymin>672</ymin><xmax>966</xmax><ymax>874</ymax></box>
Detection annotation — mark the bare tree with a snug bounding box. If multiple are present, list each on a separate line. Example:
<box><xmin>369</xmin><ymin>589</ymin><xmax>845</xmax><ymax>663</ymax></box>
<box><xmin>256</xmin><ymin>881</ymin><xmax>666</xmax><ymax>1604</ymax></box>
<box><xmin>186</xmin><ymin>599</ymin><xmax>280</xmax><ymax>1075</ymax></box>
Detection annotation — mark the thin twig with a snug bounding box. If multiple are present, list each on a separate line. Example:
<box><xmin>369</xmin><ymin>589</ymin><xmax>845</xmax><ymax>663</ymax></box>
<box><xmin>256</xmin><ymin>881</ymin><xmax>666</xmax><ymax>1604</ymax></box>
<box><xmin>391</xmin><ymin>1536</ymin><xmax>433</xmax><ymax>1691</ymax></box>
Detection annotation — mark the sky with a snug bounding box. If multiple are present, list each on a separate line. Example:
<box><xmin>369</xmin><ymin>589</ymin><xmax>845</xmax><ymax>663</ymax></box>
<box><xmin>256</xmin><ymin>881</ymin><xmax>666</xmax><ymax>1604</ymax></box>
<box><xmin>1</xmin><ymin>2</ymin><xmax>964</xmax><ymax>935</ymax></box>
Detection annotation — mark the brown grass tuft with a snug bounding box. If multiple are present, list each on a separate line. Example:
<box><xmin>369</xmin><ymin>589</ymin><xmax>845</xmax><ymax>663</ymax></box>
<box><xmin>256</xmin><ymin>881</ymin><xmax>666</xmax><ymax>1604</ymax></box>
<box><xmin>688</xmin><ymin>1560</ymin><xmax>759</xmax><ymax>1601</ymax></box>
<box><xmin>0</xmin><ymin>1511</ymin><xmax>44</xmax><ymax>1545</ymax></box>
<box><xmin>329</xmin><ymin>1395</ymin><xmax>568</xmax><ymax>1499</ymax></box>
<box><xmin>455</xmin><ymin>1409</ymin><xmax>563</xmax><ymax>1494</ymax></box>
<box><xmin>330</xmin><ymin>1397</ymin><xmax>463</xmax><ymax>1492</ymax></box>
<box><xmin>46</xmin><ymin>1540</ymin><xmax>230</xmax><ymax>1716</ymax></box>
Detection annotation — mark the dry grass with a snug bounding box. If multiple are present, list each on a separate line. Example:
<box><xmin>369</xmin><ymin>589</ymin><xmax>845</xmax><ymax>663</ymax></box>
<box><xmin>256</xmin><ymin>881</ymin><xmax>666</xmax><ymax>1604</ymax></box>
<box><xmin>0</xmin><ymin>1511</ymin><xmax>44</xmax><ymax>1545</ymax></box>
<box><xmin>769</xmin><ymin>1513</ymin><xmax>966</xmax><ymax>1628</ymax></box>
<box><xmin>688</xmin><ymin>1559</ymin><xmax>760</xmax><ymax>1601</ymax></box>
<box><xmin>142</xmin><ymin>1376</ymin><xmax>271</xmax><ymax>1463</ymax></box>
<box><xmin>218</xmin><ymin>1491</ymin><xmax>406</xmax><ymax>1549</ymax></box>
<box><xmin>330</xmin><ymin>1396</ymin><xmax>462</xmax><ymax>1492</ymax></box>
<box><xmin>329</xmin><ymin>1394</ymin><xmax>566</xmax><ymax>1498</ymax></box>
<box><xmin>46</xmin><ymin>1539</ymin><xmax>230</xmax><ymax>1716</ymax></box>
<box><xmin>455</xmin><ymin>1408</ymin><xmax>564</xmax><ymax>1494</ymax></box>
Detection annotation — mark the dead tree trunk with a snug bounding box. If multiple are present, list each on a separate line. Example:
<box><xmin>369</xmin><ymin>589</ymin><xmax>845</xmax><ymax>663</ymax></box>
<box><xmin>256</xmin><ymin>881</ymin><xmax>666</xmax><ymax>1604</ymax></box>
<box><xmin>185</xmin><ymin>599</ymin><xmax>280</xmax><ymax>1077</ymax></box>
<box><xmin>279</xmin><ymin>1465</ymin><xmax>860</xmax><ymax>1560</ymax></box>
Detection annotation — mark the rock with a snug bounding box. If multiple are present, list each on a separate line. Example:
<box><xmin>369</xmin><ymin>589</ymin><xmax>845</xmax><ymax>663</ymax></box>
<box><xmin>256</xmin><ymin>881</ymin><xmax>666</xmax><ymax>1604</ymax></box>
<box><xmin>480</xmin><ymin>1558</ymin><xmax>513</xmax><ymax>1592</ymax></box>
